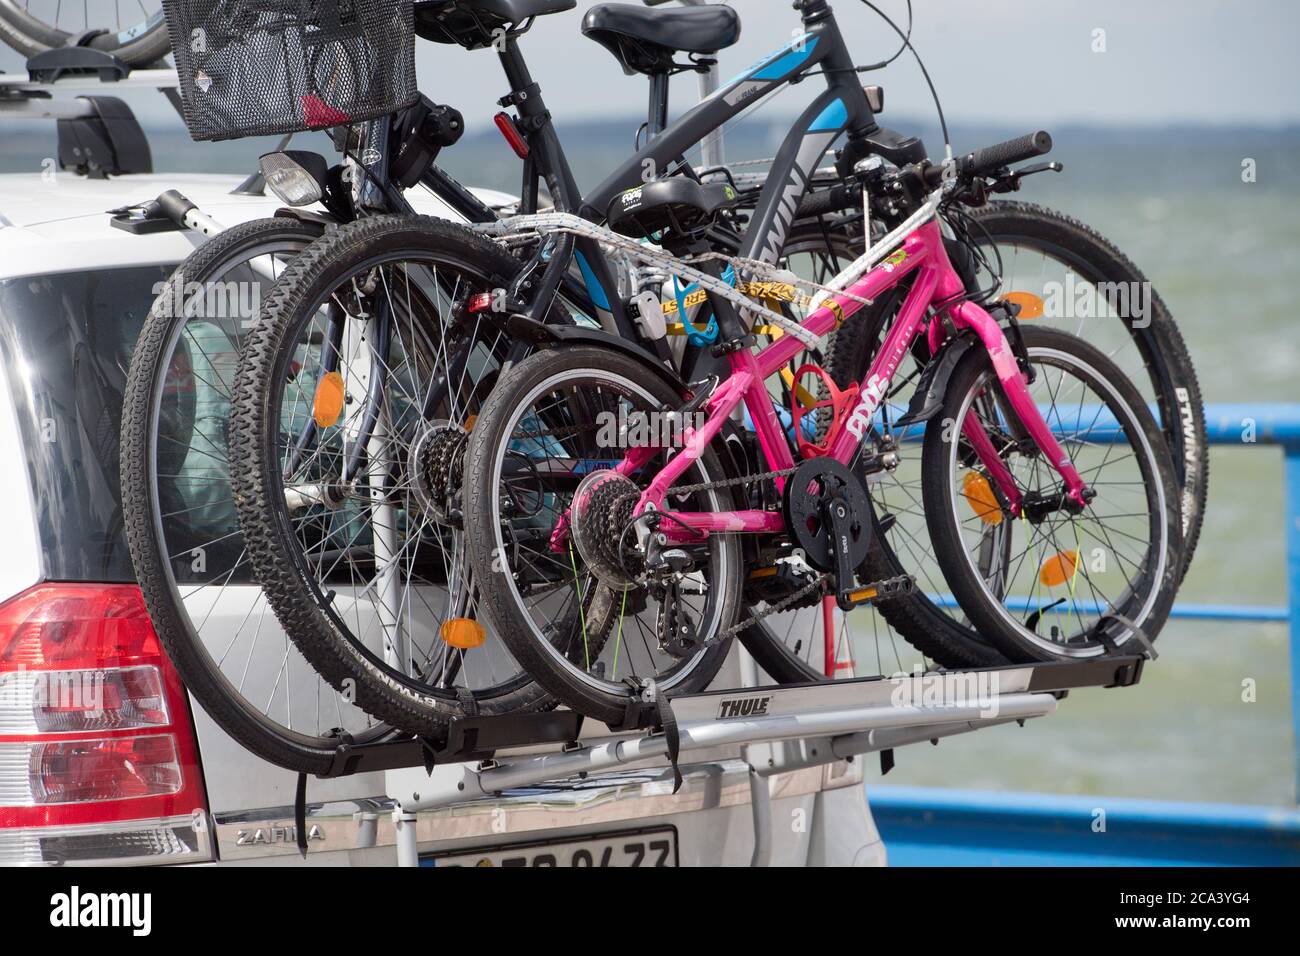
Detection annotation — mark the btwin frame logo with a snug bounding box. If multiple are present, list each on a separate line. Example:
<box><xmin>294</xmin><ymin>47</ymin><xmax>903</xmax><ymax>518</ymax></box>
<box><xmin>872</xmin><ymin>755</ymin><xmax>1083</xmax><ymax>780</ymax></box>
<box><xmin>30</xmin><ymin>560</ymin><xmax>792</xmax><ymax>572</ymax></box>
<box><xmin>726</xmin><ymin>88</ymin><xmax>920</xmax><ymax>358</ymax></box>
<box><xmin>49</xmin><ymin>886</ymin><xmax>151</xmax><ymax>937</ymax></box>
<box><xmin>758</xmin><ymin>162</ymin><xmax>810</xmax><ymax>265</ymax></box>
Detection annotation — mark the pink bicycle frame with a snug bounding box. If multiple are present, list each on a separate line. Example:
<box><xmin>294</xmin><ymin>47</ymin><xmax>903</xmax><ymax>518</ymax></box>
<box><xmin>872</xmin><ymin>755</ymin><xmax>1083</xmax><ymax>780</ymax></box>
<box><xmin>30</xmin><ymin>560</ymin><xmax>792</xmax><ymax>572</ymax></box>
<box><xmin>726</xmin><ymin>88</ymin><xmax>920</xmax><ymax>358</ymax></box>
<box><xmin>624</xmin><ymin>215</ymin><xmax>1090</xmax><ymax>541</ymax></box>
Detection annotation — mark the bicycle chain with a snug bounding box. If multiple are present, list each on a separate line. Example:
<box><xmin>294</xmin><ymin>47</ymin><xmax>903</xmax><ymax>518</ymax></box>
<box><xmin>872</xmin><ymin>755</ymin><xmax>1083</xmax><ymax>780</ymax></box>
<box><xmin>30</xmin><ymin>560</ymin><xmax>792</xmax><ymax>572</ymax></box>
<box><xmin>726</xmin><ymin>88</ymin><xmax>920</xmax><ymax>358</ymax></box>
<box><xmin>706</xmin><ymin>574</ymin><xmax>829</xmax><ymax>646</ymax></box>
<box><xmin>702</xmin><ymin>572</ymin><xmax>917</xmax><ymax>649</ymax></box>
<box><xmin>663</xmin><ymin>466</ymin><xmax>798</xmax><ymax>499</ymax></box>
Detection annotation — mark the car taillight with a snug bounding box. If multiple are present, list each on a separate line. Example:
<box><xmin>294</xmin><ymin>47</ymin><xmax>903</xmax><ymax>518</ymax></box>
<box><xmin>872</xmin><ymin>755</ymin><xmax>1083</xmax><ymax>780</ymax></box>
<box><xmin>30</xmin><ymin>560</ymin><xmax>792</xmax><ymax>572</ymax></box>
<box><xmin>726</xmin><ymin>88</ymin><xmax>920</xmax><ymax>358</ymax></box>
<box><xmin>0</xmin><ymin>584</ymin><xmax>209</xmax><ymax>865</ymax></box>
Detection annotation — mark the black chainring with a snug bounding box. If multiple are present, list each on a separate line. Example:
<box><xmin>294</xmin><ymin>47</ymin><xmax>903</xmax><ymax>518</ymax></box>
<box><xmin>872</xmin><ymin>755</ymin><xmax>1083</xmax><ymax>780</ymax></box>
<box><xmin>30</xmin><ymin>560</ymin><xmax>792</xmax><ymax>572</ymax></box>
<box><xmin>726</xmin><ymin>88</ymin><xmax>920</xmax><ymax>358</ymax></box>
<box><xmin>782</xmin><ymin>457</ymin><xmax>872</xmax><ymax>573</ymax></box>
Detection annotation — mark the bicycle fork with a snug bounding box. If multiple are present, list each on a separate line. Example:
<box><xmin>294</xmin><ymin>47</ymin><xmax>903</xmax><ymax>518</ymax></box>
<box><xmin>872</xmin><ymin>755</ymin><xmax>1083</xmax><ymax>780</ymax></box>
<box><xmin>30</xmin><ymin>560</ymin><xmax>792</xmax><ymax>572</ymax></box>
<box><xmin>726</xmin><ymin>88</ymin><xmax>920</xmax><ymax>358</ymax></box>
<box><xmin>947</xmin><ymin>299</ymin><xmax>1090</xmax><ymax>514</ymax></box>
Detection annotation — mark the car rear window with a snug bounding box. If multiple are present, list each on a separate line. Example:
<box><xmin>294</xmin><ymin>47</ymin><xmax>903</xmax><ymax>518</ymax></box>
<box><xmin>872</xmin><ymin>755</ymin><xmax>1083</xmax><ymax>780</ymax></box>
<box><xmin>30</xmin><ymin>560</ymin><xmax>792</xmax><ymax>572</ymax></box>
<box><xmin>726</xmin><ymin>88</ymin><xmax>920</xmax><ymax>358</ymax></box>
<box><xmin>1</xmin><ymin>263</ymin><xmax>441</xmax><ymax>589</ymax></box>
<box><xmin>0</xmin><ymin>265</ymin><xmax>175</xmax><ymax>581</ymax></box>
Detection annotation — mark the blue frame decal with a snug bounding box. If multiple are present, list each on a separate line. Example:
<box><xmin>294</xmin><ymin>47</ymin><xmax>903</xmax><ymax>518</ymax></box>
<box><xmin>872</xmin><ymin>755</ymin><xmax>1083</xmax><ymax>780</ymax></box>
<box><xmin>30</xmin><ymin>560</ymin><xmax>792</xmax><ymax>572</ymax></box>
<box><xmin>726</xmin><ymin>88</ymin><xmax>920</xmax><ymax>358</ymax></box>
<box><xmin>809</xmin><ymin>98</ymin><xmax>847</xmax><ymax>132</ymax></box>
<box><xmin>751</xmin><ymin>36</ymin><xmax>819</xmax><ymax>81</ymax></box>
<box><xmin>574</xmin><ymin>250</ymin><xmax>610</xmax><ymax>311</ymax></box>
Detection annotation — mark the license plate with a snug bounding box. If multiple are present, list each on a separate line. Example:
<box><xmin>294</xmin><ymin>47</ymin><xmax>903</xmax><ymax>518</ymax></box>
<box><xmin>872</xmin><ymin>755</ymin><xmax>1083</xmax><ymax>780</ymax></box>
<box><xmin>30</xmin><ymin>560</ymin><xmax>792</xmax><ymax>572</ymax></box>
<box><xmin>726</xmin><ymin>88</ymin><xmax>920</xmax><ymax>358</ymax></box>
<box><xmin>423</xmin><ymin>827</ymin><xmax>678</xmax><ymax>867</ymax></box>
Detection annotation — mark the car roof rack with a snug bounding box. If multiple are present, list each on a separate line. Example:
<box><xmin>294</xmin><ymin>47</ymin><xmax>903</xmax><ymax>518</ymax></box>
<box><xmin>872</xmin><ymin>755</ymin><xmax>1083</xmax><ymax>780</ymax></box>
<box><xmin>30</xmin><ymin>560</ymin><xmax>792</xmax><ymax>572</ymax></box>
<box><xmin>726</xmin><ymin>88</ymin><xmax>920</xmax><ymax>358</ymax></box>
<box><xmin>276</xmin><ymin>653</ymin><xmax>1147</xmax><ymax>862</ymax></box>
<box><xmin>0</xmin><ymin>48</ymin><xmax>182</xmax><ymax>177</ymax></box>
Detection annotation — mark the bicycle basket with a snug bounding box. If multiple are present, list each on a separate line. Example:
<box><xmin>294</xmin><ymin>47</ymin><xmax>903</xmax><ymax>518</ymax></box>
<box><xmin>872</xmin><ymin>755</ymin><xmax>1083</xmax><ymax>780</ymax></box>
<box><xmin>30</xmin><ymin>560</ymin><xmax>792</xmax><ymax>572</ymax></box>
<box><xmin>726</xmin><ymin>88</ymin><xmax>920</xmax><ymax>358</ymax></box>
<box><xmin>163</xmin><ymin>0</ymin><xmax>417</xmax><ymax>141</ymax></box>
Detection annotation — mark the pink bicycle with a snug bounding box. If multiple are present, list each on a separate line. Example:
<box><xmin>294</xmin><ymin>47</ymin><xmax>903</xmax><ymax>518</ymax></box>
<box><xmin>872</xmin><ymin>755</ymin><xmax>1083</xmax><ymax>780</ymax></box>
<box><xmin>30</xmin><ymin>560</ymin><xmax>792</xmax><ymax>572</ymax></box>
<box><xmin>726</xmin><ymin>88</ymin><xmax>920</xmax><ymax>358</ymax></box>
<box><xmin>463</xmin><ymin>141</ymin><xmax>1182</xmax><ymax>722</ymax></box>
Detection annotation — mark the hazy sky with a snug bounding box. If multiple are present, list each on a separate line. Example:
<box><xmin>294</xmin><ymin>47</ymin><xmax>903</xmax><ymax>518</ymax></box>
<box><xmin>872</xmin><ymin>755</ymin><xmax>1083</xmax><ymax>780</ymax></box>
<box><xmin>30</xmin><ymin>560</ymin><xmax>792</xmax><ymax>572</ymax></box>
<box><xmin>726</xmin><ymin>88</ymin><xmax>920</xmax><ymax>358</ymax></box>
<box><xmin>1</xmin><ymin>1</ymin><xmax>1297</xmax><ymax>130</ymax></box>
<box><xmin>408</xmin><ymin>0</ymin><xmax>1300</xmax><ymax>127</ymax></box>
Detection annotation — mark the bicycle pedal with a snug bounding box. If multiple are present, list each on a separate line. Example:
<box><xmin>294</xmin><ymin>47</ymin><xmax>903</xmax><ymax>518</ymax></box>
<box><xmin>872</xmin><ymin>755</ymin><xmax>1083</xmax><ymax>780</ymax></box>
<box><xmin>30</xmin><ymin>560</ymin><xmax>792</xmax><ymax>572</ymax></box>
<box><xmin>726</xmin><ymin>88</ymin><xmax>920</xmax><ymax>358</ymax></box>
<box><xmin>840</xmin><ymin>574</ymin><xmax>916</xmax><ymax>609</ymax></box>
<box><xmin>745</xmin><ymin>562</ymin><xmax>819</xmax><ymax>608</ymax></box>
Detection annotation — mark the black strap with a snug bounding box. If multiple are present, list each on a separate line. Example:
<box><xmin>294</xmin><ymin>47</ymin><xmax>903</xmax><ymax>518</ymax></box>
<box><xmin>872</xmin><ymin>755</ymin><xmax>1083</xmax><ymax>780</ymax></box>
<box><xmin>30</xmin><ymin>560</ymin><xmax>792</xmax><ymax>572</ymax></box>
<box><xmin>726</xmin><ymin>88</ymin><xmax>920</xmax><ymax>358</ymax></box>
<box><xmin>656</xmin><ymin>694</ymin><xmax>683</xmax><ymax>794</ymax></box>
<box><xmin>294</xmin><ymin>772</ymin><xmax>308</xmax><ymax>859</ymax></box>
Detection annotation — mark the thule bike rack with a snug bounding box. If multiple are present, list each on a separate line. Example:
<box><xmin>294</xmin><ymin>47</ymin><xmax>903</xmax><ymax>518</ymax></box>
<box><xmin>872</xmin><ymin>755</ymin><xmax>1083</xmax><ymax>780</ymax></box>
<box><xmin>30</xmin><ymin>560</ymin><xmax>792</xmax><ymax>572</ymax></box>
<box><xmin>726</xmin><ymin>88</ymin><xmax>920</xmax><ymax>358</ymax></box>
<box><xmin>297</xmin><ymin>653</ymin><xmax>1145</xmax><ymax>866</ymax></box>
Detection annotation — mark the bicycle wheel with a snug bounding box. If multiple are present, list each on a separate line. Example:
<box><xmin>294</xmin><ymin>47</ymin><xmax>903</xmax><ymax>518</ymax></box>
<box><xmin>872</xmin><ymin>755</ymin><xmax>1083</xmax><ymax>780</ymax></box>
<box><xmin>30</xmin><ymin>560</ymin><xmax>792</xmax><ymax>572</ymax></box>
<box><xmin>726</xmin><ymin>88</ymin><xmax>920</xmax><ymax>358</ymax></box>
<box><xmin>121</xmin><ymin>216</ymin><xmax>401</xmax><ymax>775</ymax></box>
<box><xmin>229</xmin><ymin>215</ymin><xmax>605</xmax><ymax>739</ymax></box>
<box><xmin>964</xmin><ymin>201</ymin><xmax>1206</xmax><ymax>566</ymax></box>
<box><xmin>0</xmin><ymin>1</ymin><xmax>169</xmax><ymax>65</ymax></box>
<box><xmin>463</xmin><ymin>345</ymin><xmax>743</xmax><ymax>726</ymax></box>
<box><xmin>820</xmin><ymin>200</ymin><xmax>1206</xmax><ymax>668</ymax></box>
<box><xmin>921</xmin><ymin>326</ymin><xmax>1182</xmax><ymax>661</ymax></box>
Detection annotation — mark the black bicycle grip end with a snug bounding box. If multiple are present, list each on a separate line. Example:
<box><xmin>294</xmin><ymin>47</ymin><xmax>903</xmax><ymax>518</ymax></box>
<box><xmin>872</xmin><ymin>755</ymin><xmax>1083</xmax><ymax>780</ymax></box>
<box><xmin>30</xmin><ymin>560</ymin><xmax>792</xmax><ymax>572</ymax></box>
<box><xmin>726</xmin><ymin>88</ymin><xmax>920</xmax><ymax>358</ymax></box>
<box><xmin>964</xmin><ymin>130</ymin><xmax>1052</xmax><ymax>177</ymax></box>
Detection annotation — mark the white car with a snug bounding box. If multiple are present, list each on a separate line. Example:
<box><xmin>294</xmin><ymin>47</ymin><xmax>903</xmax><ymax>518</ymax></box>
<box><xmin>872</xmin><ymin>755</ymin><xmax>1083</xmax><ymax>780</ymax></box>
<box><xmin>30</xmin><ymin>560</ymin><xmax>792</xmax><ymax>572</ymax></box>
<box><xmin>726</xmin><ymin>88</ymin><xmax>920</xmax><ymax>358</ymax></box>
<box><xmin>0</xmin><ymin>154</ymin><xmax>885</xmax><ymax>867</ymax></box>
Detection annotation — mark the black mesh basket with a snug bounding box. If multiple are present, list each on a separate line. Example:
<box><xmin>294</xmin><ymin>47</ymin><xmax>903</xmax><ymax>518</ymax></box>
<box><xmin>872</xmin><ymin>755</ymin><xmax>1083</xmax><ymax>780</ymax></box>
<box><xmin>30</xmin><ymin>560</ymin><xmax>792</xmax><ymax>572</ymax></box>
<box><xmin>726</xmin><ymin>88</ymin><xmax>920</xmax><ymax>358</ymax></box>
<box><xmin>163</xmin><ymin>0</ymin><xmax>418</xmax><ymax>142</ymax></box>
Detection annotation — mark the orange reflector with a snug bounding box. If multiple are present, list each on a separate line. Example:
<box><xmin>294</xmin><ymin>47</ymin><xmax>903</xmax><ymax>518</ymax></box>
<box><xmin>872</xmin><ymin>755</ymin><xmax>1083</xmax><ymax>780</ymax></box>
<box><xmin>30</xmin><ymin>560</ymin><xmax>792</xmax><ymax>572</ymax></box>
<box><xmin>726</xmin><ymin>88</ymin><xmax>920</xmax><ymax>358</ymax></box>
<box><xmin>1003</xmin><ymin>291</ymin><xmax>1044</xmax><ymax>320</ymax></box>
<box><xmin>962</xmin><ymin>471</ymin><xmax>1003</xmax><ymax>526</ymax></box>
<box><xmin>462</xmin><ymin>415</ymin><xmax>477</xmax><ymax>433</ymax></box>
<box><xmin>313</xmin><ymin>371</ymin><xmax>346</xmax><ymax>428</ymax></box>
<box><xmin>846</xmin><ymin>586</ymin><xmax>878</xmax><ymax>604</ymax></box>
<box><xmin>440</xmin><ymin>617</ymin><xmax>486</xmax><ymax>649</ymax></box>
<box><xmin>1038</xmin><ymin>550</ymin><xmax>1079</xmax><ymax>588</ymax></box>
<box><xmin>748</xmin><ymin>566</ymin><xmax>778</xmax><ymax>580</ymax></box>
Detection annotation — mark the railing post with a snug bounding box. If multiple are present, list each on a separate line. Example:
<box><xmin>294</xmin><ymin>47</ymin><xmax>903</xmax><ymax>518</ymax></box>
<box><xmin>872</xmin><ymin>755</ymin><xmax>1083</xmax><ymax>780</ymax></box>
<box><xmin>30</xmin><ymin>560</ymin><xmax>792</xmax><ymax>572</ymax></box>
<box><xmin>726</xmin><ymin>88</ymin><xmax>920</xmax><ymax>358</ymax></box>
<box><xmin>1286</xmin><ymin>444</ymin><xmax>1300</xmax><ymax>805</ymax></box>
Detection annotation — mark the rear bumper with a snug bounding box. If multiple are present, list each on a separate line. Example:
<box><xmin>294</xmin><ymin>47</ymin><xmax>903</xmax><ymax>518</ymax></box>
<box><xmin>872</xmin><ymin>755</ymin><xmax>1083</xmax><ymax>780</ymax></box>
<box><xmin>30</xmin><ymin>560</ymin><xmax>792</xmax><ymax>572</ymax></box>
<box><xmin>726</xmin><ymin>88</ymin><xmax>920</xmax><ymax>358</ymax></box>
<box><xmin>206</xmin><ymin>757</ymin><xmax>883</xmax><ymax>866</ymax></box>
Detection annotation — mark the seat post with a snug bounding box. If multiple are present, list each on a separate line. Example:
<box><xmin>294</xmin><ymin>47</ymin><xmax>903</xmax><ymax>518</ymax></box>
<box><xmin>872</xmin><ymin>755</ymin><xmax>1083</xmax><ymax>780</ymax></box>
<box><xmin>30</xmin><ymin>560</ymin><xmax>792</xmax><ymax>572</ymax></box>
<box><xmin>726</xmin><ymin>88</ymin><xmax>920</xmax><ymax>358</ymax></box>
<box><xmin>647</xmin><ymin>71</ymin><xmax>670</xmax><ymax>139</ymax></box>
<box><xmin>498</xmin><ymin>36</ymin><xmax>582</xmax><ymax>211</ymax></box>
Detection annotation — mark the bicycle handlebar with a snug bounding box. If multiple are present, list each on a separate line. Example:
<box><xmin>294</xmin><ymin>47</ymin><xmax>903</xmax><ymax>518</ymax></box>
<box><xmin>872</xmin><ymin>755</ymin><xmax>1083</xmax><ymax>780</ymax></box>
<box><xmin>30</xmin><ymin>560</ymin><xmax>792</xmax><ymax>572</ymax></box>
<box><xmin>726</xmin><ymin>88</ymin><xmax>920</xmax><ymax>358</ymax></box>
<box><xmin>920</xmin><ymin>130</ymin><xmax>1053</xmax><ymax>187</ymax></box>
<box><xmin>793</xmin><ymin>130</ymin><xmax>1054</xmax><ymax>218</ymax></box>
<box><xmin>796</xmin><ymin>181</ymin><xmax>864</xmax><ymax>218</ymax></box>
<box><xmin>961</xmin><ymin>130</ymin><xmax>1053</xmax><ymax>178</ymax></box>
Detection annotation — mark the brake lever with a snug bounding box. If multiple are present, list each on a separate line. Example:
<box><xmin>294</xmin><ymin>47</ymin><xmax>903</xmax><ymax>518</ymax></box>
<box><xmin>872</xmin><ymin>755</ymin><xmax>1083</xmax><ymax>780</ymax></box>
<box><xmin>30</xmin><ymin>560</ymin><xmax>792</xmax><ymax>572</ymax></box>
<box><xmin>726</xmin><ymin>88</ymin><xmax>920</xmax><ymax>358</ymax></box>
<box><xmin>988</xmin><ymin>160</ymin><xmax>1064</xmax><ymax>194</ymax></box>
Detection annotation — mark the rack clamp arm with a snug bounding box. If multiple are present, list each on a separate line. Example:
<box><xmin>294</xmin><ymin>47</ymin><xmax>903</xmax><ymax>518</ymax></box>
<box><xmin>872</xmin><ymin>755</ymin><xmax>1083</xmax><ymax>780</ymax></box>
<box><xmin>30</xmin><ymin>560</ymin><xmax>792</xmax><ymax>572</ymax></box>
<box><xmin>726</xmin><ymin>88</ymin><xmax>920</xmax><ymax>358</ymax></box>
<box><xmin>27</xmin><ymin>43</ymin><xmax>130</xmax><ymax>85</ymax></box>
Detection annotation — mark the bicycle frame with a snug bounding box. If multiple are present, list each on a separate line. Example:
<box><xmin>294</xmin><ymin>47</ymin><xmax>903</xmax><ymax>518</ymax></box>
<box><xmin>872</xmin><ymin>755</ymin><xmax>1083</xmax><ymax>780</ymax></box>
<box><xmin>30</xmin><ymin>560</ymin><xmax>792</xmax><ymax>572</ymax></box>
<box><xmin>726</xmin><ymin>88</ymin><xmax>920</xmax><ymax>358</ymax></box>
<box><xmin>608</xmin><ymin>215</ymin><xmax>1091</xmax><ymax>544</ymax></box>
<box><xmin>330</xmin><ymin>0</ymin><xmax>886</xmax><ymax>474</ymax></box>
<box><xmin>458</xmin><ymin>0</ymin><xmax>881</xmax><ymax>340</ymax></box>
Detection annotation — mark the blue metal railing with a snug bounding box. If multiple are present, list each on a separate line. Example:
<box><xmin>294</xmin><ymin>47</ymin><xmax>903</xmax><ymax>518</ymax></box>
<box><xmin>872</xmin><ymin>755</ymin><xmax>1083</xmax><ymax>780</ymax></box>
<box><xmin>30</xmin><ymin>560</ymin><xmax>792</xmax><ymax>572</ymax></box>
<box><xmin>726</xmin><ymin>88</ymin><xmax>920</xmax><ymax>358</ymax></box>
<box><xmin>871</xmin><ymin>787</ymin><xmax>1300</xmax><ymax>866</ymax></box>
<box><xmin>924</xmin><ymin>401</ymin><xmax>1300</xmax><ymax>796</ymax></box>
<box><xmin>1200</xmin><ymin>403</ymin><xmax>1300</xmax><ymax>802</ymax></box>
<box><xmin>870</xmin><ymin>402</ymin><xmax>1300</xmax><ymax>865</ymax></box>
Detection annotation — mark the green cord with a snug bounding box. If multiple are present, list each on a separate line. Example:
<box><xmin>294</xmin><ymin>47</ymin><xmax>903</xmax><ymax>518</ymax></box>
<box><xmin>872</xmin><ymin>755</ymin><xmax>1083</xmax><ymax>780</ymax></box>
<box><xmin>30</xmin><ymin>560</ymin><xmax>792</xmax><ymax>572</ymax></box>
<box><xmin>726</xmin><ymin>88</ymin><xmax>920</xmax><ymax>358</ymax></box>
<box><xmin>611</xmin><ymin>587</ymin><xmax>628</xmax><ymax>681</ymax></box>
<box><xmin>569</xmin><ymin>545</ymin><xmax>590</xmax><ymax>670</ymax></box>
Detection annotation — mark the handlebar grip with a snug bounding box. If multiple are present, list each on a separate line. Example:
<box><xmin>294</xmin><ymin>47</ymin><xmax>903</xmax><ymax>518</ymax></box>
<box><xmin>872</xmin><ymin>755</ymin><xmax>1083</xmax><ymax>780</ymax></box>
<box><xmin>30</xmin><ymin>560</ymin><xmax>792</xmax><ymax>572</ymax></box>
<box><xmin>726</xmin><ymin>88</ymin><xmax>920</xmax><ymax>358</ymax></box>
<box><xmin>796</xmin><ymin>182</ymin><xmax>863</xmax><ymax>219</ymax></box>
<box><xmin>964</xmin><ymin>130</ymin><xmax>1052</xmax><ymax>177</ymax></box>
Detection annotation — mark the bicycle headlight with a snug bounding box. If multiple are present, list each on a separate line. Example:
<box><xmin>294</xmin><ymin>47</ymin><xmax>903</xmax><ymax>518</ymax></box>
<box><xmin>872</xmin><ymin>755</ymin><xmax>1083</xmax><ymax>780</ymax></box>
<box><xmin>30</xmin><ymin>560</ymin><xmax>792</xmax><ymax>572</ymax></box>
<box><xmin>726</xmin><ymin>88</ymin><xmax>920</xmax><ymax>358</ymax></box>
<box><xmin>259</xmin><ymin>150</ymin><xmax>329</xmax><ymax>207</ymax></box>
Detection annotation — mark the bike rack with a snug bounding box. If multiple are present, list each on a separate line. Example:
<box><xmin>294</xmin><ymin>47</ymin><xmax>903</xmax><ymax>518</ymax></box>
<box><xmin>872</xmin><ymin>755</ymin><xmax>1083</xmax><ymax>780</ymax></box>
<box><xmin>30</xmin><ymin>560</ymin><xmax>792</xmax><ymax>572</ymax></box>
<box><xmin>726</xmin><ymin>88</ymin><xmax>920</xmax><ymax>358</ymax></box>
<box><xmin>296</xmin><ymin>654</ymin><xmax>1144</xmax><ymax>866</ymax></box>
